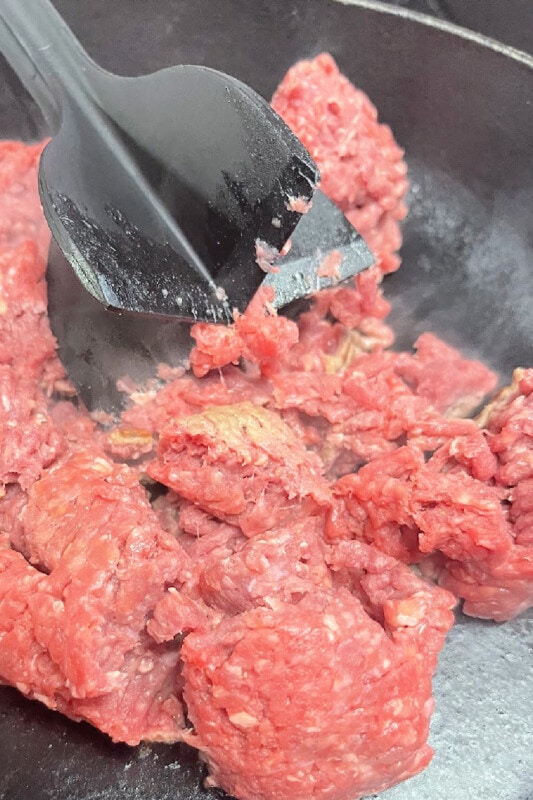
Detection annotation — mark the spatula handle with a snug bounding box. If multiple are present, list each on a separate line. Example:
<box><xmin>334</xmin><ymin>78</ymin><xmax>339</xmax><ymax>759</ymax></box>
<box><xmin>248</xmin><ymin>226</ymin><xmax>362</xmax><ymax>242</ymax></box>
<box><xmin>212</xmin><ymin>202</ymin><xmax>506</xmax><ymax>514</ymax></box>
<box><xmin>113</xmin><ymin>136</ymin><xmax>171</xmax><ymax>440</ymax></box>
<box><xmin>0</xmin><ymin>0</ymin><xmax>100</xmax><ymax>131</ymax></box>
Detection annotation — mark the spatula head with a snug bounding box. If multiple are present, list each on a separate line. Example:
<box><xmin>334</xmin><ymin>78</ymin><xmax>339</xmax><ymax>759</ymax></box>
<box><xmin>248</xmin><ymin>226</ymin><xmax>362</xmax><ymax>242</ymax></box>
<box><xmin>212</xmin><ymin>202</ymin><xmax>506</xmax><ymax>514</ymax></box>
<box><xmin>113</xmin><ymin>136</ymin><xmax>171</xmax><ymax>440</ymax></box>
<box><xmin>39</xmin><ymin>64</ymin><xmax>320</xmax><ymax>323</ymax></box>
<box><xmin>47</xmin><ymin>191</ymin><xmax>374</xmax><ymax>413</ymax></box>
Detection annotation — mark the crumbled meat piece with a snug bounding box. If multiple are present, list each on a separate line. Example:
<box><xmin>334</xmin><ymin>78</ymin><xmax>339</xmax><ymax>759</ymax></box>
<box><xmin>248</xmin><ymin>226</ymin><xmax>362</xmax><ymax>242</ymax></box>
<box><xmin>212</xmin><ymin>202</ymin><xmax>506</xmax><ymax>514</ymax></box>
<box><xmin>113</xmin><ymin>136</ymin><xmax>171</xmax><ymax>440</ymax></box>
<box><xmin>255</xmin><ymin>239</ymin><xmax>280</xmax><ymax>273</ymax></box>
<box><xmin>273</xmin><ymin>344</ymin><xmax>489</xmax><ymax>475</ymax></box>
<box><xmin>198</xmin><ymin>518</ymin><xmax>332</xmax><ymax>614</ymax></box>
<box><xmin>0</xmin><ymin>365</ymin><xmax>65</xmax><ymax>491</ymax></box>
<box><xmin>190</xmin><ymin>288</ymin><xmax>299</xmax><ymax>378</ymax></box>
<box><xmin>272</xmin><ymin>53</ymin><xmax>408</xmax><ymax>277</ymax></box>
<box><xmin>392</xmin><ymin>332</ymin><xmax>498</xmax><ymax>416</ymax></box>
<box><xmin>330</xmin><ymin>445</ymin><xmax>513</xmax><ymax>565</ymax></box>
<box><xmin>148</xmin><ymin>402</ymin><xmax>331</xmax><ymax>536</ymax></box>
<box><xmin>317</xmin><ymin>249</ymin><xmax>343</xmax><ymax>280</ymax></box>
<box><xmin>427</xmin><ymin>369</ymin><xmax>533</xmax><ymax>620</ymax></box>
<box><xmin>0</xmin><ymin>450</ymin><xmax>192</xmax><ymax>744</ymax></box>
<box><xmin>286</xmin><ymin>195</ymin><xmax>313</xmax><ymax>214</ymax></box>
<box><xmin>181</xmin><ymin>539</ymin><xmax>455</xmax><ymax>800</ymax></box>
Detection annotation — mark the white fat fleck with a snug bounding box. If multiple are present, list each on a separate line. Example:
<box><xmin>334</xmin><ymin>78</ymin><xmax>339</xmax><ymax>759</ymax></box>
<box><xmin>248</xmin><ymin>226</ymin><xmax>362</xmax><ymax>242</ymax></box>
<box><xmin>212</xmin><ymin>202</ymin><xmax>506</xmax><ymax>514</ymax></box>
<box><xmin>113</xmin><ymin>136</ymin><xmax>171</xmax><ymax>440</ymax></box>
<box><xmin>264</xmin><ymin>596</ymin><xmax>285</xmax><ymax>612</ymax></box>
<box><xmin>223</xmin><ymin>663</ymin><xmax>243</xmax><ymax>678</ymax></box>
<box><xmin>271</xmin><ymin>217</ymin><xmax>281</xmax><ymax>228</ymax></box>
<box><xmin>333</xmin><ymin>675</ymin><xmax>352</xmax><ymax>692</ymax></box>
<box><xmin>162</xmin><ymin>288</ymin><xmax>169</xmax><ymax>298</ymax></box>
<box><xmin>395</xmin><ymin>612</ymin><xmax>421</xmax><ymax>627</ymax></box>
<box><xmin>92</xmin><ymin>457</ymin><xmax>113</xmax><ymax>475</ymax></box>
<box><xmin>215</xmin><ymin>286</ymin><xmax>228</xmax><ymax>302</ymax></box>
<box><xmin>1</xmin><ymin>394</ymin><xmax>10</xmax><ymax>412</ymax></box>
<box><xmin>341</xmin><ymin>753</ymin><xmax>362</xmax><ymax>765</ymax></box>
<box><xmin>105</xmin><ymin>670</ymin><xmax>124</xmax><ymax>684</ymax></box>
<box><xmin>32</xmin><ymin>693</ymin><xmax>55</xmax><ymax>707</ymax></box>
<box><xmin>228</xmin><ymin>711</ymin><xmax>259</xmax><ymax>729</ymax></box>
<box><xmin>323</xmin><ymin>614</ymin><xmax>341</xmax><ymax>634</ymax></box>
<box><xmin>255</xmin><ymin>239</ymin><xmax>280</xmax><ymax>273</ymax></box>
<box><xmin>286</xmin><ymin>195</ymin><xmax>313</xmax><ymax>214</ymax></box>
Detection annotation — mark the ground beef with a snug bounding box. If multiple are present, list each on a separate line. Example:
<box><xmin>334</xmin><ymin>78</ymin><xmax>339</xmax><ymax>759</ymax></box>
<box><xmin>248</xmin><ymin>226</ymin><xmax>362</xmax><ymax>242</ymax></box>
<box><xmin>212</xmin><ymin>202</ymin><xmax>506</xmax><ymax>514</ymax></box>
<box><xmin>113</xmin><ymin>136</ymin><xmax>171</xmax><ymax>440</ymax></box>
<box><xmin>272</xmin><ymin>52</ymin><xmax>408</xmax><ymax>277</ymax></box>
<box><xmin>181</xmin><ymin>541</ymin><xmax>454</xmax><ymax>800</ymax></box>
<box><xmin>0</xmin><ymin>54</ymin><xmax>531</xmax><ymax>800</ymax></box>
<box><xmin>426</xmin><ymin>369</ymin><xmax>533</xmax><ymax>620</ymax></box>
<box><xmin>148</xmin><ymin>402</ymin><xmax>331</xmax><ymax>537</ymax></box>
<box><xmin>0</xmin><ymin>449</ymin><xmax>191</xmax><ymax>744</ymax></box>
<box><xmin>0</xmin><ymin>141</ymin><xmax>50</xmax><ymax>260</ymax></box>
<box><xmin>330</xmin><ymin>370</ymin><xmax>533</xmax><ymax>621</ymax></box>
<box><xmin>0</xmin><ymin>364</ymin><xmax>65</xmax><ymax>490</ymax></box>
<box><xmin>0</xmin><ymin>142</ymin><xmax>64</xmax><ymax>393</ymax></box>
<box><xmin>196</xmin><ymin>518</ymin><xmax>333</xmax><ymax>614</ymax></box>
<box><xmin>330</xmin><ymin>445</ymin><xmax>513</xmax><ymax>562</ymax></box>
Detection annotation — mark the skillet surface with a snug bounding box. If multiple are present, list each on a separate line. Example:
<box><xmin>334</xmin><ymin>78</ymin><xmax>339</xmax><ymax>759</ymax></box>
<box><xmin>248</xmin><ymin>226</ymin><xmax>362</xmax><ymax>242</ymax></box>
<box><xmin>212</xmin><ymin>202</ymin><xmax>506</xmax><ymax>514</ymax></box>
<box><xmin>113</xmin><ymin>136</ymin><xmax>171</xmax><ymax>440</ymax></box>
<box><xmin>0</xmin><ymin>2</ymin><xmax>532</xmax><ymax>798</ymax></box>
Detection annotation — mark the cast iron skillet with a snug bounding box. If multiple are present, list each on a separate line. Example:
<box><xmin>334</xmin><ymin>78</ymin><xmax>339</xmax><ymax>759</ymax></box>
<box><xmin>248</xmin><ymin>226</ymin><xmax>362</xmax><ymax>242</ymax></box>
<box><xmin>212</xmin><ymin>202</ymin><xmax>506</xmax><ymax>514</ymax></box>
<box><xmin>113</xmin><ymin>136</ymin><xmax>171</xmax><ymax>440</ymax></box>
<box><xmin>0</xmin><ymin>1</ymin><xmax>532</xmax><ymax>798</ymax></box>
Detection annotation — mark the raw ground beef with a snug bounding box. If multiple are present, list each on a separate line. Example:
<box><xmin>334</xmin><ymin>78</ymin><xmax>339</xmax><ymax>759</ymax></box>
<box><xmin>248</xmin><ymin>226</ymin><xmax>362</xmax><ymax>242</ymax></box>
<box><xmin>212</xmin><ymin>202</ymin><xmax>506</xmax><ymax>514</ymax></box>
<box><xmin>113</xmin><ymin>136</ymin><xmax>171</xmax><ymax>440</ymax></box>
<box><xmin>425</xmin><ymin>369</ymin><xmax>533</xmax><ymax>620</ymax></box>
<box><xmin>181</xmin><ymin>541</ymin><xmax>454</xmax><ymax>800</ymax></box>
<box><xmin>148</xmin><ymin>402</ymin><xmax>332</xmax><ymax>537</ymax></box>
<box><xmin>0</xmin><ymin>53</ymin><xmax>531</xmax><ymax>800</ymax></box>
<box><xmin>0</xmin><ymin>449</ymin><xmax>191</xmax><ymax>744</ymax></box>
<box><xmin>272</xmin><ymin>52</ymin><xmax>408</xmax><ymax>277</ymax></box>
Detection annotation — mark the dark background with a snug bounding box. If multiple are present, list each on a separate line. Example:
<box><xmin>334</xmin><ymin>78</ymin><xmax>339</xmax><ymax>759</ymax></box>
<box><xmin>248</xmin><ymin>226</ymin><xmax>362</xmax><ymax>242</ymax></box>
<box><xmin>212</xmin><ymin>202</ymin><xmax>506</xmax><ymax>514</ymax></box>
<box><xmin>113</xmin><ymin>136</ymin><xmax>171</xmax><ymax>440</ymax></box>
<box><xmin>384</xmin><ymin>0</ymin><xmax>533</xmax><ymax>54</ymax></box>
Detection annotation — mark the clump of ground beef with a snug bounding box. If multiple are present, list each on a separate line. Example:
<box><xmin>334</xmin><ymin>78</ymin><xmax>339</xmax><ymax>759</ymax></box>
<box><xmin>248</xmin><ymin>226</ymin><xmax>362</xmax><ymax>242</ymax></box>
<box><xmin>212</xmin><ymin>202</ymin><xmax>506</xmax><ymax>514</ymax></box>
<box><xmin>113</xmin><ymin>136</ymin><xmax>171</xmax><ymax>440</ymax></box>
<box><xmin>148</xmin><ymin>402</ymin><xmax>332</xmax><ymax>536</ymax></box>
<box><xmin>271</xmin><ymin>52</ymin><xmax>408</xmax><ymax>276</ymax></box>
<box><xmin>181</xmin><ymin>541</ymin><xmax>454</xmax><ymax>800</ymax></box>
<box><xmin>0</xmin><ymin>448</ymin><xmax>191</xmax><ymax>744</ymax></box>
<box><xmin>0</xmin><ymin>53</ymin><xmax>531</xmax><ymax>800</ymax></box>
<box><xmin>426</xmin><ymin>369</ymin><xmax>533</xmax><ymax>621</ymax></box>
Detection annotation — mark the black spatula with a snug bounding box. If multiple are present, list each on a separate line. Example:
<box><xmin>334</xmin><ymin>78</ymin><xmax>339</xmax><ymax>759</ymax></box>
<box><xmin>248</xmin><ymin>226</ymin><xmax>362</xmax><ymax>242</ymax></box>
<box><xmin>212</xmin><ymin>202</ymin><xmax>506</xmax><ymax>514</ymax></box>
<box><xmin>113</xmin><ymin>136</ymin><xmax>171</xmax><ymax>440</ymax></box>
<box><xmin>0</xmin><ymin>0</ymin><xmax>374</xmax><ymax>411</ymax></box>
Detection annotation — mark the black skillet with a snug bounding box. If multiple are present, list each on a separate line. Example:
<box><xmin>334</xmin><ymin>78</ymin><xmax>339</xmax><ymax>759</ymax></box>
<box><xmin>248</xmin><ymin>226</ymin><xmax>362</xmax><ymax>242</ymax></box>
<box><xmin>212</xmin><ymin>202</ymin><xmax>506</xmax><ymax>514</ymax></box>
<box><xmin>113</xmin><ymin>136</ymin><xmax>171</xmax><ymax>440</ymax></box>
<box><xmin>0</xmin><ymin>1</ymin><xmax>532</xmax><ymax>798</ymax></box>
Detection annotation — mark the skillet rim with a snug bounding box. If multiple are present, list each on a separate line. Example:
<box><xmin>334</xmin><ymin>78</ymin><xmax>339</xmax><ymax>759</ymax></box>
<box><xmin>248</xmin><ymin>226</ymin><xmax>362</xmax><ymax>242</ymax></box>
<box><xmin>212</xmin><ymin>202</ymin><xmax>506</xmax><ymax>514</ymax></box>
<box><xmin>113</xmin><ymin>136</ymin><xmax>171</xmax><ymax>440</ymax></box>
<box><xmin>337</xmin><ymin>0</ymin><xmax>533</xmax><ymax>69</ymax></box>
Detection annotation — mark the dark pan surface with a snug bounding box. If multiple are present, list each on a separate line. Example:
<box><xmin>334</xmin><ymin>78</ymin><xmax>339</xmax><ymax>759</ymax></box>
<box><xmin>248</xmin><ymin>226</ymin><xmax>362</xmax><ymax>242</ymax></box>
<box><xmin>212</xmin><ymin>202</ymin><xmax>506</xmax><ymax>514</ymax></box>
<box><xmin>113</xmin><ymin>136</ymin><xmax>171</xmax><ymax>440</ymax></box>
<box><xmin>0</xmin><ymin>1</ymin><xmax>532</xmax><ymax>798</ymax></box>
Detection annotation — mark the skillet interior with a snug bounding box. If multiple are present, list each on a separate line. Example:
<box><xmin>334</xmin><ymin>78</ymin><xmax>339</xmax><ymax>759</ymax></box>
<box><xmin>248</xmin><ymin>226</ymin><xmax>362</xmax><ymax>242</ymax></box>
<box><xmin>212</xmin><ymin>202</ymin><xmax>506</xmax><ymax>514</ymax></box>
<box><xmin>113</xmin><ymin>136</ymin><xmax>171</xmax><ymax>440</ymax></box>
<box><xmin>0</xmin><ymin>1</ymin><xmax>531</xmax><ymax>798</ymax></box>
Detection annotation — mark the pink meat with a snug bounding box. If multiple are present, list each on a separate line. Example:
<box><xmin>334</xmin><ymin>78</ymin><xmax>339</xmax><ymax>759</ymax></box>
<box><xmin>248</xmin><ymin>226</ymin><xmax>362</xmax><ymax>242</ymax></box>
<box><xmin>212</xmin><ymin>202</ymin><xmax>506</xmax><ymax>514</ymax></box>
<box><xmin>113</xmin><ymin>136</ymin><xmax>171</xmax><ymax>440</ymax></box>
<box><xmin>272</xmin><ymin>339</ymin><xmax>494</xmax><ymax>475</ymax></box>
<box><xmin>330</xmin><ymin>444</ymin><xmax>513</xmax><ymax>562</ymax></box>
<box><xmin>148</xmin><ymin>402</ymin><xmax>331</xmax><ymax>537</ymax></box>
<box><xmin>0</xmin><ymin>365</ymin><xmax>65</xmax><ymax>490</ymax></box>
<box><xmin>429</xmin><ymin>369</ymin><xmax>533</xmax><ymax>620</ymax></box>
<box><xmin>272</xmin><ymin>52</ymin><xmax>408</xmax><ymax>276</ymax></box>
<box><xmin>181</xmin><ymin>539</ymin><xmax>455</xmax><ymax>800</ymax></box>
<box><xmin>0</xmin><ymin>449</ymin><xmax>192</xmax><ymax>744</ymax></box>
<box><xmin>329</xmin><ymin>371</ymin><xmax>533</xmax><ymax>620</ymax></box>
<box><xmin>0</xmin><ymin>142</ymin><xmax>64</xmax><ymax>393</ymax></box>
<box><xmin>198</xmin><ymin>518</ymin><xmax>333</xmax><ymax>614</ymax></box>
